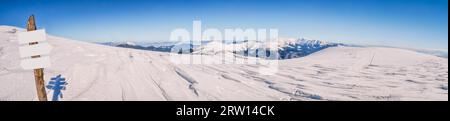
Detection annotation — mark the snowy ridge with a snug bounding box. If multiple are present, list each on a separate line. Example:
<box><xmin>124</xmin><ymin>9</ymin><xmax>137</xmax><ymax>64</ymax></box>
<box><xmin>103</xmin><ymin>38</ymin><xmax>342</xmax><ymax>60</ymax></box>
<box><xmin>193</xmin><ymin>37</ymin><xmax>340</xmax><ymax>59</ymax></box>
<box><xmin>0</xmin><ymin>25</ymin><xmax>448</xmax><ymax>101</ymax></box>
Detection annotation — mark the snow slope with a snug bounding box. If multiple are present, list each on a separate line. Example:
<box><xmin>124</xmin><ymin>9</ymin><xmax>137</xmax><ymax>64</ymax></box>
<box><xmin>0</xmin><ymin>26</ymin><xmax>447</xmax><ymax>101</ymax></box>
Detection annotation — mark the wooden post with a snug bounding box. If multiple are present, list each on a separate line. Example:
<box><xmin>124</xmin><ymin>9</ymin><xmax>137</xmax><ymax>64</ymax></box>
<box><xmin>27</xmin><ymin>15</ymin><xmax>48</xmax><ymax>101</ymax></box>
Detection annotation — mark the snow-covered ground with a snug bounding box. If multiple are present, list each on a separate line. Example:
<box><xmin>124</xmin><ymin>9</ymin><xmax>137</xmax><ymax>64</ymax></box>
<box><xmin>0</xmin><ymin>26</ymin><xmax>447</xmax><ymax>101</ymax></box>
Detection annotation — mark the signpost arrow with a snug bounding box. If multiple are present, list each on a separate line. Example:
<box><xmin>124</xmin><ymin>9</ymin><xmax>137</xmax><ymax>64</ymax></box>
<box><xmin>19</xmin><ymin>43</ymin><xmax>53</xmax><ymax>58</ymax></box>
<box><xmin>20</xmin><ymin>56</ymin><xmax>51</xmax><ymax>70</ymax></box>
<box><xmin>17</xmin><ymin>29</ymin><xmax>47</xmax><ymax>45</ymax></box>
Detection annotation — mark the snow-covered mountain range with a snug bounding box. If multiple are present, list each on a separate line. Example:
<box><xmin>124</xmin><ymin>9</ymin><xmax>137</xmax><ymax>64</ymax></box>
<box><xmin>100</xmin><ymin>38</ymin><xmax>343</xmax><ymax>59</ymax></box>
<box><xmin>1</xmin><ymin>25</ymin><xmax>448</xmax><ymax>101</ymax></box>
<box><xmin>104</xmin><ymin>38</ymin><xmax>448</xmax><ymax>59</ymax></box>
<box><xmin>191</xmin><ymin>38</ymin><xmax>342</xmax><ymax>59</ymax></box>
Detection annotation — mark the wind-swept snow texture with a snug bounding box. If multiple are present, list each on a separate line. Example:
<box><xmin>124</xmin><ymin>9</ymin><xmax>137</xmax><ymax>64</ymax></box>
<box><xmin>0</xmin><ymin>26</ymin><xmax>448</xmax><ymax>101</ymax></box>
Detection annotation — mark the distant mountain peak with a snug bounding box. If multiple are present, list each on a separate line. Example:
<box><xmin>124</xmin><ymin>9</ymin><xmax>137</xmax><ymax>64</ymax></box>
<box><xmin>125</xmin><ymin>41</ymin><xmax>136</xmax><ymax>46</ymax></box>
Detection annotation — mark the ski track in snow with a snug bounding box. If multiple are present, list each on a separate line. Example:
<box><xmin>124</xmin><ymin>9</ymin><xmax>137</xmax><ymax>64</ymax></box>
<box><xmin>0</xmin><ymin>26</ymin><xmax>448</xmax><ymax>101</ymax></box>
<box><xmin>174</xmin><ymin>67</ymin><xmax>199</xmax><ymax>96</ymax></box>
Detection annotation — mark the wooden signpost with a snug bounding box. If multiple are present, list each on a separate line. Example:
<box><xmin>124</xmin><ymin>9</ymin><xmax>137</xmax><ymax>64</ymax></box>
<box><xmin>26</xmin><ymin>15</ymin><xmax>48</xmax><ymax>101</ymax></box>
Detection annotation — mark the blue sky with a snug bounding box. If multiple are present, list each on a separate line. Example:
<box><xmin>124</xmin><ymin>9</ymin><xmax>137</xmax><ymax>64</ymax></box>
<box><xmin>0</xmin><ymin>0</ymin><xmax>448</xmax><ymax>50</ymax></box>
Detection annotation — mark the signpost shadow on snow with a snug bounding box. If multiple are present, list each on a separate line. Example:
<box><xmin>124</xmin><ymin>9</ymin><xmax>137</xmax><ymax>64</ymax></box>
<box><xmin>46</xmin><ymin>75</ymin><xmax>68</xmax><ymax>101</ymax></box>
